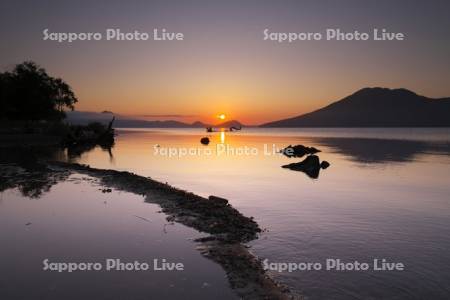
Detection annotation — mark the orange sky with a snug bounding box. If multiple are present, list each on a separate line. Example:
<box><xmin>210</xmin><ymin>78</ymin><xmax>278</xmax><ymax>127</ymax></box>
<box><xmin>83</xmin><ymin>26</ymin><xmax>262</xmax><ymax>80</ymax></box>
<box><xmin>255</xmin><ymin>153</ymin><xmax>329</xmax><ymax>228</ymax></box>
<box><xmin>3</xmin><ymin>1</ymin><xmax>450</xmax><ymax>125</ymax></box>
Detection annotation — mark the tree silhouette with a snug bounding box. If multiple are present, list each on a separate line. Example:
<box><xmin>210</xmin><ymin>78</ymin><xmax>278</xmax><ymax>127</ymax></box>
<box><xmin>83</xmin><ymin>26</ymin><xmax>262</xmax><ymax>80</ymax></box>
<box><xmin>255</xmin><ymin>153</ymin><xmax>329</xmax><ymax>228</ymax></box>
<box><xmin>0</xmin><ymin>61</ymin><xmax>78</xmax><ymax>121</ymax></box>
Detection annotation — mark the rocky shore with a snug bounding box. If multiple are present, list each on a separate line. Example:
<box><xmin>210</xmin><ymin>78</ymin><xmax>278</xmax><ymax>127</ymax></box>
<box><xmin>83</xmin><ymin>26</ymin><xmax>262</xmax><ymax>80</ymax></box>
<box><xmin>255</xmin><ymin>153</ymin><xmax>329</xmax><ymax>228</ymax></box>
<box><xmin>43</xmin><ymin>162</ymin><xmax>302</xmax><ymax>299</ymax></box>
<box><xmin>0</xmin><ymin>139</ymin><xmax>301</xmax><ymax>299</ymax></box>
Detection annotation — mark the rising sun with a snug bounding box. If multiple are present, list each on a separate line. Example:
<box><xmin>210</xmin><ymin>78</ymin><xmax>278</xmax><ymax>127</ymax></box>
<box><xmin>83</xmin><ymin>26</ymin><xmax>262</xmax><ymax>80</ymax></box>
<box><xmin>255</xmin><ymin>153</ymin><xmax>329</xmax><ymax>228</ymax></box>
<box><xmin>218</xmin><ymin>114</ymin><xmax>226</xmax><ymax>120</ymax></box>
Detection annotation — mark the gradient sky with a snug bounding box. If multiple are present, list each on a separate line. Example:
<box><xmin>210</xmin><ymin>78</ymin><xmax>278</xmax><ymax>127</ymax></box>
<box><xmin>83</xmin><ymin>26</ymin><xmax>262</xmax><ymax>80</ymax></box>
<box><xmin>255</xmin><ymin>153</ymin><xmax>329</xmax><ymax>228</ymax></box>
<box><xmin>1</xmin><ymin>0</ymin><xmax>450</xmax><ymax>124</ymax></box>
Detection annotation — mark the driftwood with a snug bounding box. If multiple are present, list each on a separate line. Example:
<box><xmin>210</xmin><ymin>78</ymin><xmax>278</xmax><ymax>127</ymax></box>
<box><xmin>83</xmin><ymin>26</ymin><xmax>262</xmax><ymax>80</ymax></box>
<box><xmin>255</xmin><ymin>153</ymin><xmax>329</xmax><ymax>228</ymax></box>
<box><xmin>63</xmin><ymin>117</ymin><xmax>115</xmax><ymax>148</ymax></box>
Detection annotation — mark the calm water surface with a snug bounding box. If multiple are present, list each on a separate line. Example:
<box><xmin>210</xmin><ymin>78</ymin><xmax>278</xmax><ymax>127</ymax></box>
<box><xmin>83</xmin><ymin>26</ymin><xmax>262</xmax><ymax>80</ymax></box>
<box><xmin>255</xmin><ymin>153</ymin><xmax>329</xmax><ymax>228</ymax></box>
<box><xmin>73</xmin><ymin>128</ymin><xmax>450</xmax><ymax>299</ymax></box>
<box><xmin>2</xmin><ymin>128</ymin><xmax>450</xmax><ymax>299</ymax></box>
<box><xmin>0</xmin><ymin>174</ymin><xmax>237</xmax><ymax>299</ymax></box>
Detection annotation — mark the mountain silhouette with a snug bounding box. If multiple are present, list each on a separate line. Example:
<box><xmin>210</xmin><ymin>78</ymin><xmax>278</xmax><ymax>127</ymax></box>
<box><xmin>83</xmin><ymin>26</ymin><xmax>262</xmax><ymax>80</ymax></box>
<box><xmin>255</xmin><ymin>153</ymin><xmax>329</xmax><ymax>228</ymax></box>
<box><xmin>261</xmin><ymin>88</ymin><xmax>450</xmax><ymax>127</ymax></box>
<box><xmin>191</xmin><ymin>121</ymin><xmax>208</xmax><ymax>127</ymax></box>
<box><xmin>215</xmin><ymin>120</ymin><xmax>244</xmax><ymax>128</ymax></box>
<box><xmin>114</xmin><ymin>119</ymin><xmax>195</xmax><ymax>128</ymax></box>
<box><xmin>66</xmin><ymin>111</ymin><xmax>244</xmax><ymax>128</ymax></box>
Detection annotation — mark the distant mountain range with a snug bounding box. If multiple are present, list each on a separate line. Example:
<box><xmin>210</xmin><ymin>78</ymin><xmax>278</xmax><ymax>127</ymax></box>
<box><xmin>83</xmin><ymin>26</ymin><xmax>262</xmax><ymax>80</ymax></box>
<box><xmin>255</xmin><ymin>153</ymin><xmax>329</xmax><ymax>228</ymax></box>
<box><xmin>66</xmin><ymin>111</ymin><xmax>245</xmax><ymax>128</ymax></box>
<box><xmin>261</xmin><ymin>88</ymin><xmax>450</xmax><ymax>127</ymax></box>
<box><xmin>67</xmin><ymin>88</ymin><xmax>450</xmax><ymax>128</ymax></box>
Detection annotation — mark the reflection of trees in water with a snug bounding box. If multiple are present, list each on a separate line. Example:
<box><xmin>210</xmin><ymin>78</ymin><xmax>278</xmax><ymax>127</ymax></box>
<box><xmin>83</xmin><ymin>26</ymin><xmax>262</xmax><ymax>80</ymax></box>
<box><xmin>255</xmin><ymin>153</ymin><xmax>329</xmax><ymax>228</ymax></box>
<box><xmin>309</xmin><ymin>137</ymin><xmax>450</xmax><ymax>164</ymax></box>
<box><xmin>0</xmin><ymin>146</ymin><xmax>68</xmax><ymax>198</ymax></box>
<box><xmin>0</xmin><ymin>166</ymin><xmax>69</xmax><ymax>198</ymax></box>
<box><xmin>66</xmin><ymin>142</ymin><xmax>114</xmax><ymax>163</ymax></box>
<box><xmin>0</xmin><ymin>144</ymin><xmax>114</xmax><ymax>198</ymax></box>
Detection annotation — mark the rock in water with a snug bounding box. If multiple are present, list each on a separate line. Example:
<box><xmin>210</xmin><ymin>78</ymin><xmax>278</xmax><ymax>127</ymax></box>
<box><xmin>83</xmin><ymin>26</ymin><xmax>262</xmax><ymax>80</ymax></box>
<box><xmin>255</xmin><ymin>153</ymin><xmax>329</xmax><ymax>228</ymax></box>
<box><xmin>281</xmin><ymin>144</ymin><xmax>321</xmax><ymax>158</ymax></box>
<box><xmin>200</xmin><ymin>137</ymin><xmax>210</xmax><ymax>145</ymax></box>
<box><xmin>208</xmin><ymin>195</ymin><xmax>229</xmax><ymax>206</ymax></box>
<box><xmin>320</xmin><ymin>161</ymin><xmax>330</xmax><ymax>169</ymax></box>
<box><xmin>282</xmin><ymin>155</ymin><xmax>330</xmax><ymax>179</ymax></box>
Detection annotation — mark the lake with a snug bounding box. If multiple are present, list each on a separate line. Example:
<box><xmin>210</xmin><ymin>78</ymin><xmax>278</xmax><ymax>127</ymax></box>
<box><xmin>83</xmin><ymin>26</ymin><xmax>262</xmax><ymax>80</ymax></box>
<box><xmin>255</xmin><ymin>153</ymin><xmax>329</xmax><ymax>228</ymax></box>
<box><xmin>2</xmin><ymin>127</ymin><xmax>450</xmax><ymax>299</ymax></box>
